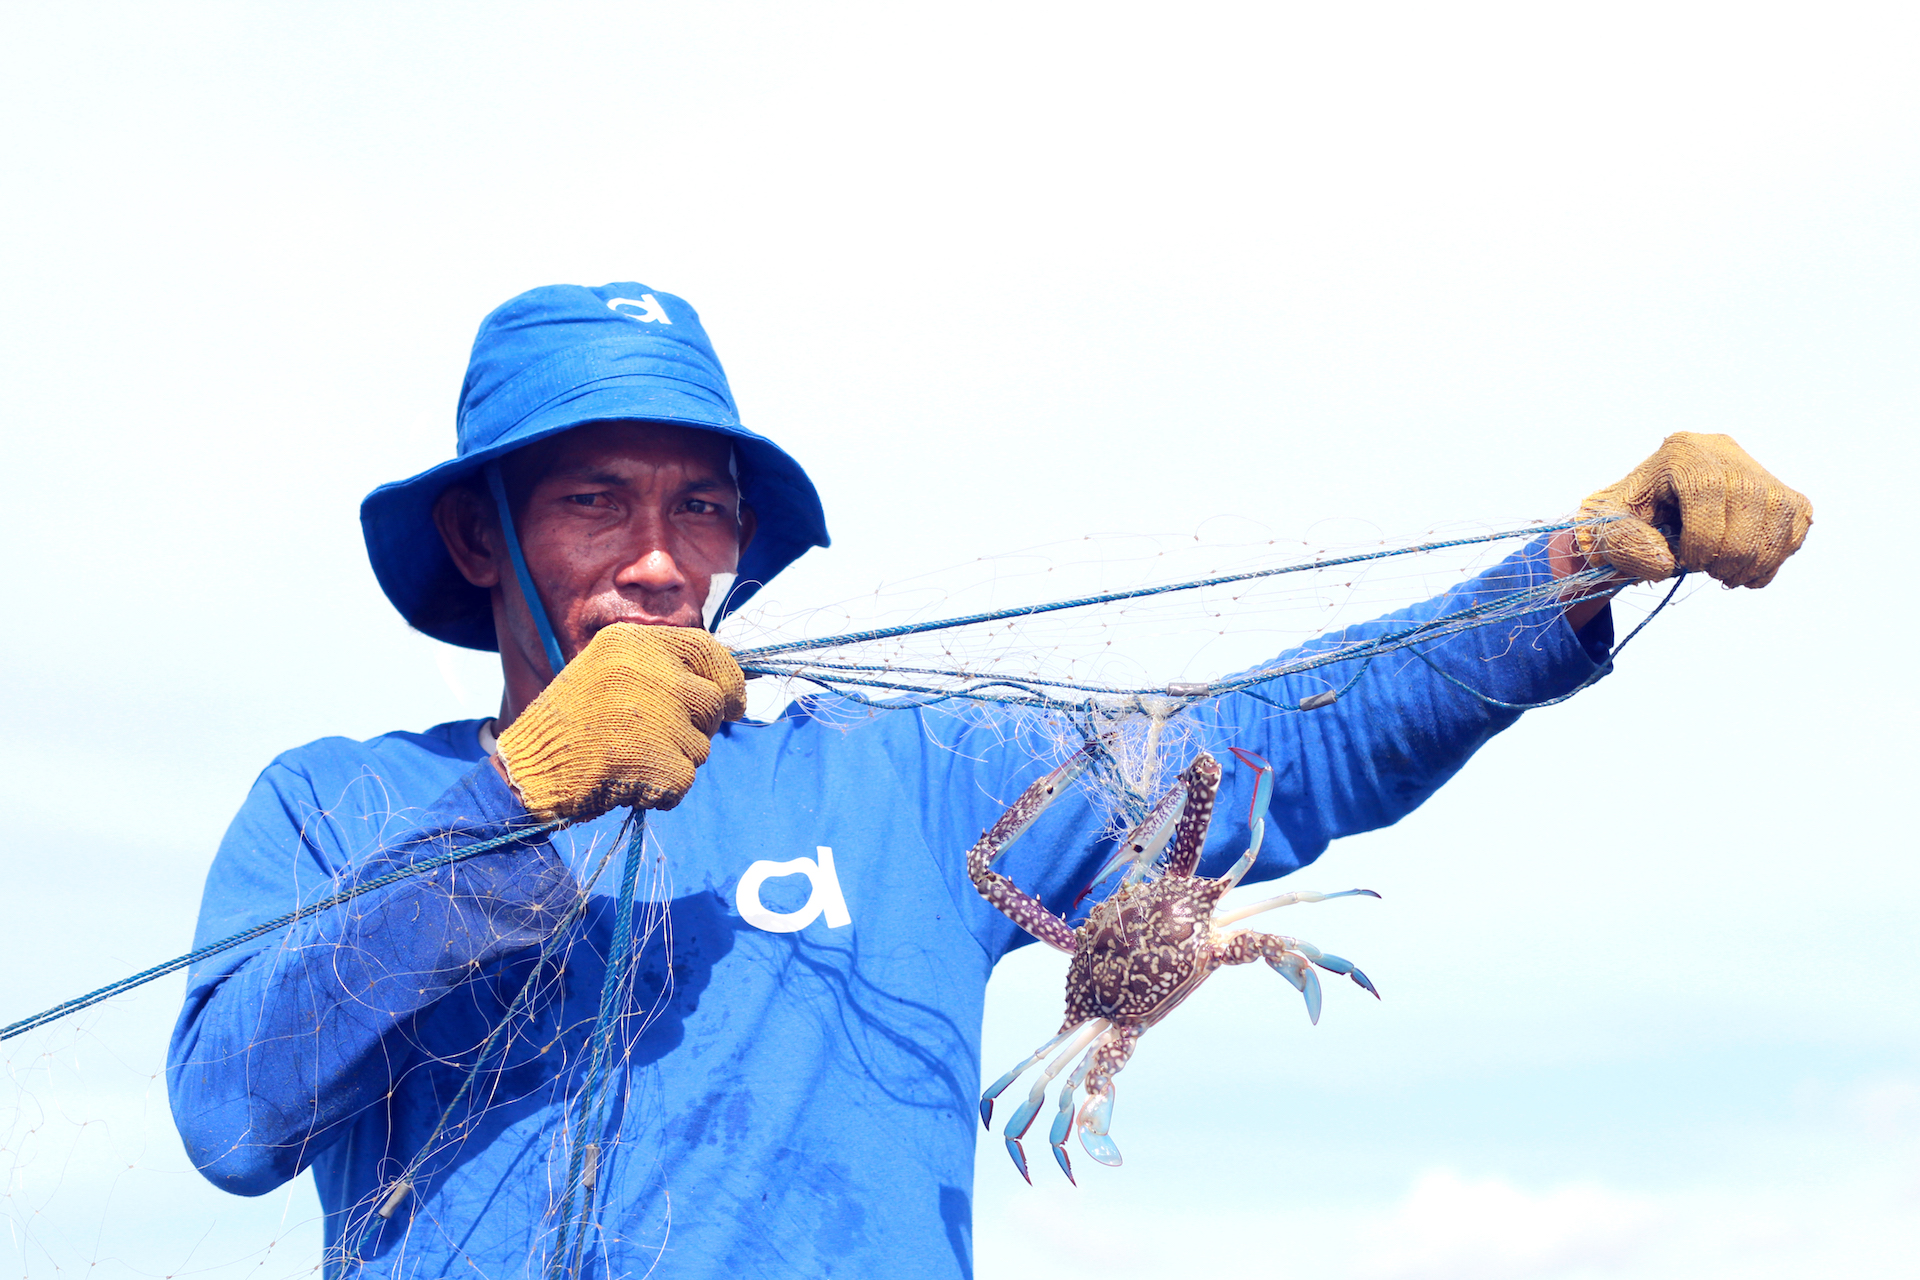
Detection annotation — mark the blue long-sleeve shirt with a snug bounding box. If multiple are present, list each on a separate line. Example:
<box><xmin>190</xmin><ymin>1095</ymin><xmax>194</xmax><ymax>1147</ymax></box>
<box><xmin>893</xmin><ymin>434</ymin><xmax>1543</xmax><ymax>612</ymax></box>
<box><xmin>168</xmin><ymin>543</ymin><xmax>1612</xmax><ymax>1278</ymax></box>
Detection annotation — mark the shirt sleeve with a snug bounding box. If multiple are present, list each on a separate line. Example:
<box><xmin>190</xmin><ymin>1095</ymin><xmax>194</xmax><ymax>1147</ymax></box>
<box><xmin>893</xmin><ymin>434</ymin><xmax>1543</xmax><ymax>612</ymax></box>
<box><xmin>165</xmin><ymin>755</ymin><xmax>577</xmax><ymax>1196</ymax></box>
<box><xmin>1188</xmin><ymin>535</ymin><xmax>1612</xmax><ymax>886</ymax></box>
<box><xmin>912</xmin><ymin>537</ymin><xmax>1614</xmax><ymax>960</ymax></box>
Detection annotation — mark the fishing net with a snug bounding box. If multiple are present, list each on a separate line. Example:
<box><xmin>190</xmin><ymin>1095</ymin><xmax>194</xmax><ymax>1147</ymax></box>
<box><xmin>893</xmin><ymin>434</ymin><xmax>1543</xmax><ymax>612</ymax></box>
<box><xmin>0</xmin><ymin>514</ymin><xmax>1670</xmax><ymax>1278</ymax></box>
<box><xmin>721</xmin><ymin>515</ymin><xmax>1654</xmax><ymax>829</ymax></box>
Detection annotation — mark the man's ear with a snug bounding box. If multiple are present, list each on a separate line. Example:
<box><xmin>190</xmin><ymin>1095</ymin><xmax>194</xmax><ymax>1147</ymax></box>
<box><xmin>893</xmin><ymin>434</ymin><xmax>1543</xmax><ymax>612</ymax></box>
<box><xmin>738</xmin><ymin>504</ymin><xmax>758</xmax><ymax>556</ymax></box>
<box><xmin>433</xmin><ymin>484</ymin><xmax>503</xmax><ymax>589</ymax></box>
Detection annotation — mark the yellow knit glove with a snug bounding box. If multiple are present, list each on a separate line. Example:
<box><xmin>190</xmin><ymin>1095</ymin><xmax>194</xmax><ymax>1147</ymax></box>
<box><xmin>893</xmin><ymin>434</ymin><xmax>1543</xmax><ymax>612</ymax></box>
<box><xmin>496</xmin><ymin>624</ymin><xmax>748</xmax><ymax>822</ymax></box>
<box><xmin>1577</xmin><ymin>432</ymin><xmax>1813</xmax><ymax>588</ymax></box>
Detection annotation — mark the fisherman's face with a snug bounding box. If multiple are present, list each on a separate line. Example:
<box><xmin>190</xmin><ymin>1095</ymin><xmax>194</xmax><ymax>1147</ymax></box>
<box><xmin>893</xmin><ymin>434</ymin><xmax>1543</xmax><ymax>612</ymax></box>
<box><xmin>438</xmin><ymin>421</ymin><xmax>755</xmax><ymax>677</ymax></box>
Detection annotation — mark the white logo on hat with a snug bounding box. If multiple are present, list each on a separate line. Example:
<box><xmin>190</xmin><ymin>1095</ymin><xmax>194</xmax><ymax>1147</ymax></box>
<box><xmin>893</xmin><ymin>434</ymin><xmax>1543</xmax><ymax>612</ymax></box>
<box><xmin>734</xmin><ymin>847</ymin><xmax>852</xmax><ymax>934</ymax></box>
<box><xmin>606</xmin><ymin>295</ymin><xmax>673</xmax><ymax>325</ymax></box>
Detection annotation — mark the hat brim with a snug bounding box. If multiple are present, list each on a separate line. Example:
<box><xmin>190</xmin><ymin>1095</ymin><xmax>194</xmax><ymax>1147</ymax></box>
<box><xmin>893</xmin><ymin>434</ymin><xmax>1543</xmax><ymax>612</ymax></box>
<box><xmin>360</xmin><ymin>382</ymin><xmax>829</xmax><ymax>651</ymax></box>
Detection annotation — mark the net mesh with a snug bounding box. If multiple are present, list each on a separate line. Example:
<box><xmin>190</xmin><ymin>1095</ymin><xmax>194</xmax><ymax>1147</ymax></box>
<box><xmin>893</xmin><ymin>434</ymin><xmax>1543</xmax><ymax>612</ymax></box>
<box><xmin>0</xmin><ymin>515</ymin><xmax>1664</xmax><ymax>1278</ymax></box>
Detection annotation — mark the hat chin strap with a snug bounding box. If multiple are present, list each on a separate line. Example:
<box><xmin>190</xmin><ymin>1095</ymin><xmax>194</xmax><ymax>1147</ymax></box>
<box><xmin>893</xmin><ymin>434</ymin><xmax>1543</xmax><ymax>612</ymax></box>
<box><xmin>483</xmin><ymin>461</ymin><xmax>569</xmax><ymax>679</ymax></box>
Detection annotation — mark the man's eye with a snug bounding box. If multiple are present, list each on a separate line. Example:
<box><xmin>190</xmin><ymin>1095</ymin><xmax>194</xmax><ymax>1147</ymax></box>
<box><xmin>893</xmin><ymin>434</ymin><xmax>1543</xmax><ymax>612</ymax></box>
<box><xmin>684</xmin><ymin>499</ymin><xmax>722</xmax><ymax>515</ymax></box>
<box><xmin>566</xmin><ymin>493</ymin><xmax>609</xmax><ymax>508</ymax></box>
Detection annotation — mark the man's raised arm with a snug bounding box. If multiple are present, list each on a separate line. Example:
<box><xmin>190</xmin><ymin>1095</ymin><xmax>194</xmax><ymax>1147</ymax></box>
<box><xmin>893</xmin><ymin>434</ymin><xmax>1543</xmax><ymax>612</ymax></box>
<box><xmin>1193</xmin><ymin>433</ymin><xmax>1811</xmax><ymax>885</ymax></box>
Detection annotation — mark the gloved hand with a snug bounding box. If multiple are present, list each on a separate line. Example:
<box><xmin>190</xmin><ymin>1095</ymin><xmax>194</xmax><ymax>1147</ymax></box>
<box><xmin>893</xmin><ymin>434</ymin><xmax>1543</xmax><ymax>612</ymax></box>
<box><xmin>496</xmin><ymin>624</ymin><xmax>747</xmax><ymax>822</ymax></box>
<box><xmin>1577</xmin><ymin>432</ymin><xmax>1812</xmax><ymax>587</ymax></box>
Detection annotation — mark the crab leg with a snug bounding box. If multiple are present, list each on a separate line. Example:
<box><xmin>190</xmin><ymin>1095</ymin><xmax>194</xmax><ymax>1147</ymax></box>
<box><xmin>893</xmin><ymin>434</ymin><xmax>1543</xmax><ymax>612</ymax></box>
<box><xmin>1000</xmin><ymin>1019</ymin><xmax>1108</xmax><ymax>1184</ymax></box>
<box><xmin>1212</xmin><ymin>887</ymin><xmax>1380</xmax><ymax>928</ymax></box>
<box><xmin>1046</xmin><ymin>1080</ymin><xmax>1084</xmax><ymax>1181</ymax></box>
<box><xmin>979</xmin><ymin>1021</ymin><xmax>1088</xmax><ymax>1129</ymax></box>
<box><xmin>1040</xmin><ymin>1026</ymin><xmax>1118</xmax><ymax>1184</ymax></box>
<box><xmin>1119</xmin><ymin>783</ymin><xmax>1190</xmax><ymax>890</ymax></box>
<box><xmin>1217</xmin><ymin>748</ymin><xmax>1277</xmax><ymax>890</ymax></box>
<box><xmin>1073</xmin><ymin>1026</ymin><xmax>1142</xmax><ymax>1169</ymax></box>
<box><xmin>968</xmin><ymin>751</ymin><xmax>1096</xmax><ymax>954</ymax></box>
<box><xmin>1216</xmin><ymin>931</ymin><xmax>1379</xmax><ymax>1024</ymax></box>
<box><xmin>1074</xmin><ymin>781</ymin><xmax>1188</xmax><ymax>906</ymax></box>
<box><xmin>1160</xmin><ymin>755</ymin><xmax>1222</xmax><ymax>879</ymax></box>
<box><xmin>1296</xmin><ymin>942</ymin><xmax>1380</xmax><ymax>998</ymax></box>
<box><xmin>1261</xmin><ymin>934</ymin><xmax>1379</xmax><ymax>995</ymax></box>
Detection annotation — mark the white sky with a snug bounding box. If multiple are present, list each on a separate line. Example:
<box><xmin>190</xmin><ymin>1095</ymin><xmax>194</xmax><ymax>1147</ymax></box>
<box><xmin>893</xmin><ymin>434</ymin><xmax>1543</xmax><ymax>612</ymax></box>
<box><xmin>1</xmin><ymin>3</ymin><xmax>1915</xmax><ymax>1277</ymax></box>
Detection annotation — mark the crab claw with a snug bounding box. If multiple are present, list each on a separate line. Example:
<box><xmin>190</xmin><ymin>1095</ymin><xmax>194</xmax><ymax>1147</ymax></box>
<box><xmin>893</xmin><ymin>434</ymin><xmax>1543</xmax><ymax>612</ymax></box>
<box><xmin>1005</xmin><ymin>1137</ymin><xmax>1033</xmax><ymax>1184</ymax></box>
<box><xmin>1079</xmin><ymin>1086</ymin><xmax>1114</xmax><ymax>1136</ymax></box>
<box><xmin>1269</xmin><ymin>951</ymin><xmax>1324</xmax><ymax>1023</ymax></box>
<box><xmin>1078</xmin><ymin>1129</ymin><xmax>1123</xmax><ymax>1167</ymax></box>
<box><xmin>1070</xmin><ymin>1085</ymin><xmax>1123</xmax><ymax>1167</ymax></box>
<box><xmin>1271</xmin><ymin>952</ymin><xmax>1305</xmax><ymax>988</ymax></box>
<box><xmin>1301</xmin><ymin>965</ymin><xmax>1324</xmax><ymax>1024</ymax></box>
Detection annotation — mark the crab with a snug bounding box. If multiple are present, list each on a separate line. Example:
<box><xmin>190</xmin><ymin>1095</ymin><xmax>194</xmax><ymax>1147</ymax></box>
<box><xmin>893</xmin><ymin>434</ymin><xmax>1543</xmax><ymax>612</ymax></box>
<box><xmin>968</xmin><ymin>745</ymin><xmax>1380</xmax><ymax>1182</ymax></box>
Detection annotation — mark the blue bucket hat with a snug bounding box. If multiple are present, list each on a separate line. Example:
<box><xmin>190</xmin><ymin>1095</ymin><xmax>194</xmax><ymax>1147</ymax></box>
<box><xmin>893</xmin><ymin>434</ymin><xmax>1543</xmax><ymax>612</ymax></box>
<box><xmin>360</xmin><ymin>282</ymin><xmax>830</xmax><ymax>656</ymax></box>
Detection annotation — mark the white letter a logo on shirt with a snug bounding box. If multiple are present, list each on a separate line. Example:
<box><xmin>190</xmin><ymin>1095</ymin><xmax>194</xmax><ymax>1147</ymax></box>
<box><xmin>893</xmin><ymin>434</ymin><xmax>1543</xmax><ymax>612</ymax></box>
<box><xmin>735</xmin><ymin>847</ymin><xmax>852</xmax><ymax>934</ymax></box>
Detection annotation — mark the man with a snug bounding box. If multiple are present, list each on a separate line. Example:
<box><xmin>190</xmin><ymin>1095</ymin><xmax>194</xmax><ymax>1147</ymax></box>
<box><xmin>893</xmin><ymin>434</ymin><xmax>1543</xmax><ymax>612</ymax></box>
<box><xmin>167</xmin><ymin>282</ymin><xmax>1811</xmax><ymax>1278</ymax></box>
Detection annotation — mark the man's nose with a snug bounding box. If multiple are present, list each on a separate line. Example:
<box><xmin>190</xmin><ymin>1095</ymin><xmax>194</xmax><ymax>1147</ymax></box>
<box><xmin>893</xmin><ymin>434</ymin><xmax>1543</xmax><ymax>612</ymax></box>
<box><xmin>615</xmin><ymin>543</ymin><xmax>690</xmax><ymax>593</ymax></box>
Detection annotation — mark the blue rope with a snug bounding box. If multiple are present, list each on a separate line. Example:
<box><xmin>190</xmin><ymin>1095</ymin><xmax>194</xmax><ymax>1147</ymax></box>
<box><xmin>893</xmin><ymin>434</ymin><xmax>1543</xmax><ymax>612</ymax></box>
<box><xmin>738</xmin><ymin>656</ymin><xmax>1145</xmax><ymax>696</ymax></box>
<box><xmin>734</xmin><ymin>520</ymin><xmax>1604</xmax><ymax>660</ymax></box>
<box><xmin>0</xmin><ymin>819</ymin><xmax>566</xmax><ymax>1044</ymax></box>
<box><xmin>486</xmin><ymin>460</ymin><xmax>569</xmax><ymax>680</ymax></box>
<box><xmin>1204</xmin><ymin>572</ymin><xmax>1618</xmax><ymax>700</ymax></box>
<box><xmin>1239</xmin><ymin>653</ymin><xmax>1377</xmax><ymax>715</ymax></box>
<box><xmin>548</xmin><ymin>812</ymin><xmax>648</xmax><ymax>1279</ymax></box>
<box><xmin>1411</xmin><ymin>572</ymin><xmax>1686</xmax><ymax>711</ymax></box>
<box><xmin>744</xmin><ymin>569</ymin><xmax>1622</xmax><ymax>713</ymax></box>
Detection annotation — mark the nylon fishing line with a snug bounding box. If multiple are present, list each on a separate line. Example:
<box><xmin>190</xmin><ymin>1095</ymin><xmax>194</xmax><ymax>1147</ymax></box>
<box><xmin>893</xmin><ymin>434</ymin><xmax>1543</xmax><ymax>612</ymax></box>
<box><xmin>2</xmin><ymin>513</ymin><xmax>1669</xmax><ymax>1279</ymax></box>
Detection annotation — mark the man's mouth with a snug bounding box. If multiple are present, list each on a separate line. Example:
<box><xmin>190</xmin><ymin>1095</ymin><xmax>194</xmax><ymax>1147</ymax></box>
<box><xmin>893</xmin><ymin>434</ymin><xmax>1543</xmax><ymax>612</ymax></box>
<box><xmin>593</xmin><ymin>614</ymin><xmax>697</xmax><ymax>633</ymax></box>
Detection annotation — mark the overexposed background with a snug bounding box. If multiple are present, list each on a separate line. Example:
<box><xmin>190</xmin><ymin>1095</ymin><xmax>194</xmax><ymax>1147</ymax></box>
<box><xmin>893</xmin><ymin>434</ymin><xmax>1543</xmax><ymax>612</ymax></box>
<box><xmin>1</xmin><ymin>3</ymin><xmax>1914</xmax><ymax>1277</ymax></box>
